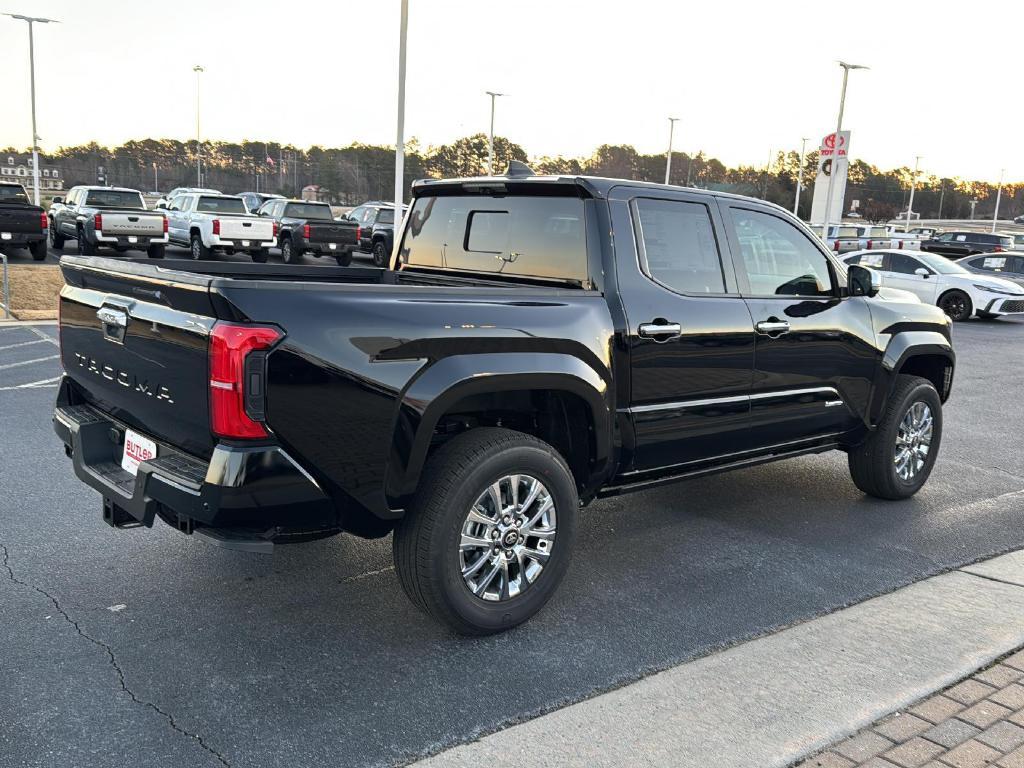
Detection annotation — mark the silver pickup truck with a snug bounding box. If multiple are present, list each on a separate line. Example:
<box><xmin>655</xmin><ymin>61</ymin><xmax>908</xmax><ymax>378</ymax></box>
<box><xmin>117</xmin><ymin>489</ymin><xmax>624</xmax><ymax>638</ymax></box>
<box><xmin>49</xmin><ymin>186</ymin><xmax>168</xmax><ymax>258</ymax></box>
<box><xmin>158</xmin><ymin>192</ymin><xmax>276</xmax><ymax>261</ymax></box>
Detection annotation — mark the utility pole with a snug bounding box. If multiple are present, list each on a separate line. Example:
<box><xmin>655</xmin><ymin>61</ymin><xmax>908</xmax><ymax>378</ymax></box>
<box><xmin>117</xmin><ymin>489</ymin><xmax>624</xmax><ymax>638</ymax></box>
<box><xmin>937</xmin><ymin>181</ymin><xmax>945</xmax><ymax>219</ymax></box>
<box><xmin>486</xmin><ymin>91</ymin><xmax>504</xmax><ymax>176</ymax></box>
<box><xmin>969</xmin><ymin>199</ymin><xmax>979</xmax><ymax>220</ymax></box>
<box><xmin>394</xmin><ymin>0</ymin><xmax>409</xmax><ymax>260</ymax></box>
<box><xmin>793</xmin><ymin>137</ymin><xmax>809</xmax><ymax>216</ymax></box>
<box><xmin>4</xmin><ymin>14</ymin><xmax>58</xmax><ymax>206</ymax></box>
<box><xmin>762</xmin><ymin>148</ymin><xmax>773</xmax><ymax>199</ymax></box>
<box><xmin>152</xmin><ymin>162</ymin><xmax>158</xmax><ymax>193</ymax></box>
<box><xmin>905</xmin><ymin>155</ymin><xmax>921</xmax><ymax>233</ymax></box>
<box><xmin>821</xmin><ymin>61</ymin><xmax>868</xmax><ymax>231</ymax></box>
<box><xmin>665</xmin><ymin>117</ymin><xmax>679</xmax><ymax>185</ymax></box>
<box><xmin>193</xmin><ymin>65</ymin><xmax>204</xmax><ymax>185</ymax></box>
<box><xmin>991</xmin><ymin>168</ymin><xmax>1005</xmax><ymax>234</ymax></box>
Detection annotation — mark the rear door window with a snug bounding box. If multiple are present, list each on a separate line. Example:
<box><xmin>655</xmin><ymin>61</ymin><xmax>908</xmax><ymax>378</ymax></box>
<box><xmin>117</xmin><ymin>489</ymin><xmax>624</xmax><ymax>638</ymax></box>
<box><xmin>400</xmin><ymin>194</ymin><xmax>588</xmax><ymax>282</ymax></box>
<box><xmin>632</xmin><ymin>198</ymin><xmax>726</xmax><ymax>294</ymax></box>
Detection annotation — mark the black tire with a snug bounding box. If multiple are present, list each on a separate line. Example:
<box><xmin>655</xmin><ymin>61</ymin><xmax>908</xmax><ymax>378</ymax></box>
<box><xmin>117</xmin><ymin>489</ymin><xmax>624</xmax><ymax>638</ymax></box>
<box><xmin>190</xmin><ymin>232</ymin><xmax>210</xmax><ymax>260</ymax></box>
<box><xmin>250</xmin><ymin>248</ymin><xmax>268</xmax><ymax>263</ymax></box>
<box><xmin>938</xmin><ymin>289</ymin><xmax>972</xmax><ymax>321</ymax></box>
<box><xmin>49</xmin><ymin>223</ymin><xmax>64</xmax><ymax>250</ymax></box>
<box><xmin>28</xmin><ymin>239</ymin><xmax>47</xmax><ymax>261</ymax></box>
<box><xmin>147</xmin><ymin>243</ymin><xmax>165</xmax><ymax>259</ymax></box>
<box><xmin>281</xmin><ymin>236</ymin><xmax>301</xmax><ymax>264</ymax></box>
<box><xmin>334</xmin><ymin>249</ymin><xmax>353</xmax><ymax>267</ymax></box>
<box><xmin>372</xmin><ymin>240</ymin><xmax>388</xmax><ymax>268</ymax></box>
<box><xmin>848</xmin><ymin>375</ymin><xmax>942</xmax><ymax>500</ymax></box>
<box><xmin>392</xmin><ymin>428</ymin><xmax>578</xmax><ymax>635</ymax></box>
<box><xmin>77</xmin><ymin>229</ymin><xmax>96</xmax><ymax>256</ymax></box>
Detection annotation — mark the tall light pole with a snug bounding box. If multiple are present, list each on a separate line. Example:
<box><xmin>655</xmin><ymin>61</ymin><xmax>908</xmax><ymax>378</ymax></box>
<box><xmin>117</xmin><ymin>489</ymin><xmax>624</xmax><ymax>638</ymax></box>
<box><xmin>821</xmin><ymin>61</ymin><xmax>868</xmax><ymax>233</ymax></box>
<box><xmin>762</xmin><ymin>148</ymin><xmax>773</xmax><ymax>199</ymax></box>
<box><xmin>664</xmin><ymin>117</ymin><xmax>679</xmax><ymax>185</ymax></box>
<box><xmin>793</xmin><ymin>137</ymin><xmax>809</xmax><ymax>216</ymax></box>
<box><xmin>486</xmin><ymin>91</ymin><xmax>504</xmax><ymax>176</ymax></box>
<box><xmin>152</xmin><ymin>162</ymin><xmax>158</xmax><ymax>193</ymax></box>
<box><xmin>991</xmin><ymin>168</ymin><xmax>1005</xmax><ymax>234</ymax></box>
<box><xmin>904</xmin><ymin>155</ymin><xmax>921</xmax><ymax>233</ymax></box>
<box><xmin>193</xmin><ymin>65</ymin><xmax>204</xmax><ymax>185</ymax></box>
<box><xmin>392</xmin><ymin>0</ymin><xmax>409</xmax><ymax>261</ymax></box>
<box><xmin>5</xmin><ymin>14</ymin><xmax>58</xmax><ymax>206</ymax></box>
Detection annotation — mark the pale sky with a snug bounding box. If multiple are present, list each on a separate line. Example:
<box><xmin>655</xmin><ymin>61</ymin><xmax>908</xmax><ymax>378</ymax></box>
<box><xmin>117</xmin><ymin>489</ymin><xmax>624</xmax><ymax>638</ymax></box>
<box><xmin>1</xmin><ymin>0</ymin><xmax>1020</xmax><ymax>181</ymax></box>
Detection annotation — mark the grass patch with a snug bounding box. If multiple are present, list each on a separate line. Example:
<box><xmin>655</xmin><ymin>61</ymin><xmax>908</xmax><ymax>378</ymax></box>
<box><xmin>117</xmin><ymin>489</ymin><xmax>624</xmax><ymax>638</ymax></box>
<box><xmin>2</xmin><ymin>265</ymin><xmax>63</xmax><ymax>320</ymax></box>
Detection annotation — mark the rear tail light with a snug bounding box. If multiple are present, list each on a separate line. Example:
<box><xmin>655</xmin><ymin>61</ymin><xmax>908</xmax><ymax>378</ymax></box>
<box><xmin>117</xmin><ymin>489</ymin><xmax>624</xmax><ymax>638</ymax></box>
<box><xmin>272</xmin><ymin>221</ymin><xmax>279</xmax><ymax>238</ymax></box>
<box><xmin>212</xmin><ymin>219</ymin><xmax>220</xmax><ymax>236</ymax></box>
<box><xmin>40</xmin><ymin>212</ymin><xmax>48</xmax><ymax>230</ymax></box>
<box><xmin>866</xmin><ymin>240</ymin><xmax>873</xmax><ymax>250</ymax></box>
<box><xmin>303</xmin><ymin>223</ymin><xmax>311</xmax><ymax>239</ymax></box>
<box><xmin>162</xmin><ymin>216</ymin><xmax>168</xmax><ymax>234</ymax></box>
<box><xmin>994</xmin><ymin>245</ymin><xmax>1005</xmax><ymax>252</ymax></box>
<box><xmin>94</xmin><ymin>213</ymin><xmax>102</xmax><ymax>231</ymax></box>
<box><xmin>208</xmin><ymin>323</ymin><xmax>283</xmax><ymax>440</ymax></box>
<box><xmin>356</xmin><ymin>225</ymin><xmax>362</xmax><ymax>241</ymax></box>
<box><xmin>833</xmin><ymin>239</ymin><xmax>840</xmax><ymax>251</ymax></box>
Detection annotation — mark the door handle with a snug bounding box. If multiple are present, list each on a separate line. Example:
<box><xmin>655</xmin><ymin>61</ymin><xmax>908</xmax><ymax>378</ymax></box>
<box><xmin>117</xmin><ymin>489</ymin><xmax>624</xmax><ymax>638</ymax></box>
<box><xmin>755</xmin><ymin>319</ymin><xmax>791</xmax><ymax>336</ymax></box>
<box><xmin>638</xmin><ymin>321</ymin><xmax>682</xmax><ymax>340</ymax></box>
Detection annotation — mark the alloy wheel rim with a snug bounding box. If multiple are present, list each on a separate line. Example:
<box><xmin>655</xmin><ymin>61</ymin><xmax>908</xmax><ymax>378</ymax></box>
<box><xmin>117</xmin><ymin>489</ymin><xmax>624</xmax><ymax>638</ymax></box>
<box><xmin>894</xmin><ymin>401</ymin><xmax>933</xmax><ymax>481</ymax></box>
<box><xmin>459</xmin><ymin>474</ymin><xmax>556</xmax><ymax>602</ymax></box>
<box><xmin>942</xmin><ymin>296</ymin><xmax>966</xmax><ymax>318</ymax></box>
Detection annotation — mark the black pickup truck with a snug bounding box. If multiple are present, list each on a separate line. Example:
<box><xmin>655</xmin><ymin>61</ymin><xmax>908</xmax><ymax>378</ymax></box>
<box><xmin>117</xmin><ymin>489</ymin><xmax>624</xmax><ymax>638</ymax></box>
<box><xmin>0</xmin><ymin>183</ymin><xmax>48</xmax><ymax>260</ymax></box>
<box><xmin>53</xmin><ymin>171</ymin><xmax>955</xmax><ymax>635</ymax></box>
<box><xmin>255</xmin><ymin>199</ymin><xmax>358</xmax><ymax>265</ymax></box>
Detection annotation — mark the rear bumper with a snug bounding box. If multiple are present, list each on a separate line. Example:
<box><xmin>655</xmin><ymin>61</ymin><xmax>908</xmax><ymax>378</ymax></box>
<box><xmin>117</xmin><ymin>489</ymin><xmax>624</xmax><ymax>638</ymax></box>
<box><xmin>210</xmin><ymin>235</ymin><xmax>275</xmax><ymax>249</ymax></box>
<box><xmin>53</xmin><ymin>388</ymin><xmax>335</xmax><ymax>536</ymax></box>
<box><xmin>0</xmin><ymin>231</ymin><xmax>46</xmax><ymax>246</ymax></box>
<box><xmin>94</xmin><ymin>231</ymin><xmax>168</xmax><ymax>246</ymax></box>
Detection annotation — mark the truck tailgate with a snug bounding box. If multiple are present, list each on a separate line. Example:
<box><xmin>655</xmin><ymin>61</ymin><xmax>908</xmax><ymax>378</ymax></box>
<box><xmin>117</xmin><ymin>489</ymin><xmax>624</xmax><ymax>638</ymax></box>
<box><xmin>218</xmin><ymin>216</ymin><xmax>274</xmax><ymax>241</ymax></box>
<box><xmin>0</xmin><ymin>205</ymin><xmax>45</xmax><ymax>235</ymax></box>
<box><xmin>308</xmin><ymin>221</ymin><xmax>357</xmax><ymax>245</ymax></box>
<box><xmin>98</xmin><ymin>210</ymin><xmax>165</xmax><ymax>237</ymax></box>
<box><xmin>59</xmin><ymin>257</ymin><xmax>218</xmax><ymax>458</ymax></box>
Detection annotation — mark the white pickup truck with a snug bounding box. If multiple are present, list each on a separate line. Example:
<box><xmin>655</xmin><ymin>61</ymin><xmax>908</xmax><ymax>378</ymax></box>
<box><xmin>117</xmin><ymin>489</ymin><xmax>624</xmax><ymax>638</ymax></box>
<box><xmin>159</xmin><ymin>192</ymin><xmax>276</xmax><ymax>261</ymax></box>
<box><xmin>815</xmin><ymin>224</ymin><xmax>920</xmax><ymax>253</ymax></box>
<box><xmin>49</xmin><ymin>186</ymin><xmax>168</xmax><ymax>258</ymax></box>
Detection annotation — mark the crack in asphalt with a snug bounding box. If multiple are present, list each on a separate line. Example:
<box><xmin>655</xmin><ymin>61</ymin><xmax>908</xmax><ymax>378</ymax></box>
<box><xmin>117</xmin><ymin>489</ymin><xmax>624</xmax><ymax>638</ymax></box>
<box><xmin>0</xmin><ymin>543</ymin><xmax>231</xmax><ymax>767</ymax></box>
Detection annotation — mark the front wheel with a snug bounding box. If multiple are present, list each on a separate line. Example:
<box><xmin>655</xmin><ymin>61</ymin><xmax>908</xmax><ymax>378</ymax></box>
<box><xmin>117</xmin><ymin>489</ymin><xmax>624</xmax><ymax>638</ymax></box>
<box><xmin>938</xmin><ymin>289</ymin><xmax>972</xmax><ymax>321</ymax></box>
<box><xmin>392</xmin><ymin>428</ymin><xmax>578</xmax><ymax>635</ymax></box>
<box><xmin>372</xmin><ymin>240</ymin><xmax>389</xmax><ymax>267</ymax></box>
<box><xmin>29</xmin><ymin>240</ymin><xmax>47</xmax><ymax>261</ymax></box>
<box><xmin>848</xmin><ymin>375</ymin><xmax>942</xmax><ymax>500</ymax></box>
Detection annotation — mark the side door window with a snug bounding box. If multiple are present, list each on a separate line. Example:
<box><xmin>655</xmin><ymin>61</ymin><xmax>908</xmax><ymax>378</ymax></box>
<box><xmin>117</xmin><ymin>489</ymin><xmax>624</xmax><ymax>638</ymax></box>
<box><xmin>632</xmin><ymin>198</ymin><xmax>727</xmax><ymax>295</ymax></box>
<box><xmin>726</xmin><ymin>207</ymin><xmax>835</xmax><ymax>297</ymax></box>
<box><xmin>887</xmin><ymin>252</ymin><xmax>927</xmax><ymax>276</ymax></box>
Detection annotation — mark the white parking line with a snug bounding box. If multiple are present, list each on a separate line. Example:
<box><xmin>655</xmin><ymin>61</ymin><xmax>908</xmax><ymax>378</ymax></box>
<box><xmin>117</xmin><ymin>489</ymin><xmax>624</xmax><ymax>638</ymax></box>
<box><xmin>0</xmin><ymin>355</ymin><xmax>59</xmax><ymax>371</ymax></box>
<box><xmin>0</xmin><ymin>376</ymin><xmax>61</xmax><ymax>391</ymax></box>
<box><xmin>28</xmin><ymin>326</ymin><xmax>59</xmax><ymax>346</ymax></box>
<box><xmin>0</xmin><ymin>338</ymin><xmax>48</xmax><ymax>352</ymax></box>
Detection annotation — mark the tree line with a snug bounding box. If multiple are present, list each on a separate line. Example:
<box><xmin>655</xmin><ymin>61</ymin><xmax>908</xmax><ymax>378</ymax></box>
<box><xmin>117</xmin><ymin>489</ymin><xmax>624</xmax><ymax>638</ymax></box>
<box><xmin>5</xmin><ymin>136</ymin><xmax>1020</xmax><ymax>220</ymax></box>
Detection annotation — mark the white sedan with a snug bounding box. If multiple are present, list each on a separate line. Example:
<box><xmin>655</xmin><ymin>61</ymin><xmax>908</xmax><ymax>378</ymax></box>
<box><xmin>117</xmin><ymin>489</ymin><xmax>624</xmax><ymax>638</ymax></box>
<box><xmin>843</xmin><ymin>249</ymin><xmax>1024</xmax><ymax>322</ymax></box>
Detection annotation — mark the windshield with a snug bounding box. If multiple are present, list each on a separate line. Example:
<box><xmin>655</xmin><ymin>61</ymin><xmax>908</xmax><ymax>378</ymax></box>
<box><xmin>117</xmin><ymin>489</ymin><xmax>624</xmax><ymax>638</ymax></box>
<box><xmin>836</xmin><ymin>227</ymin><xmax>859</xmax><ymax>238</ymax></box>
<box><xmin>85</xmin><ymin>190</ymin><xmax>145</xmax><ymax>209</ymax></box>
<box><xmin>0</xmin><ymin>185</ymin><xmax>29</xmax><ymax>203</ymax></box>
<box><xmin>196</xmin><ymin>196</ymin><xmax>247</xmax><ymax>214</ymax></box>
<box><xmin>284</xmin><ymin>203</ymin><xmax>333</xmax><ymax>220</ymax></box>
<box><xmin>869</xmin><ymin>227</ymin><xmax>889</xmax><ymax>237</ymax></box>
<box><xmin>915</xmin><ymin>253</ymin><xmax>970</xmax><ymax>275</ymax></box>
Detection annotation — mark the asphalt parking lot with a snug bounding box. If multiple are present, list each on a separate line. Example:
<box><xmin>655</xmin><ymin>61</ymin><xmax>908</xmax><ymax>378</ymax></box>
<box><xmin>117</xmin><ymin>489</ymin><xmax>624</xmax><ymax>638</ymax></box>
<box><xmin>2</xmin><ymin>313</ymin><xmax>1023</xmax><ymax>768</ymax></box>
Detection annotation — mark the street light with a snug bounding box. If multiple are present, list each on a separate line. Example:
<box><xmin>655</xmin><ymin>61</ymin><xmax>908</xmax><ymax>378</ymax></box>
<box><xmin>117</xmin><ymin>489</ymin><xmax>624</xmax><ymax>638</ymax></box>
<box><xmin>393</xmin><ymin>0</ymin><xmax>409</xmax><ymax>261</ymax></box>
<box><xmin>991</xmin><ymin>168</ymin><xmax>1005</xmax><ymax>234</ymax></box>
<box><xmin>485</xmin><ymin>91</ymin><xmax>505</xmax><ymax>176</ymax></box>
<box><xmin>793</xmin><ymin>137</ymin><xmax>809</xmax><ymax>216</ymax></box>
<box><xmin>905</xmin><ymin>155</ymin><xmax>921</xmax><ymax>233</ymax></box>
<box><xmin>664</xmin><ymin>117</ymin><xmax>679</xmax><ymax>185</ymax></box>
<box><xmin>4</xmin><ymin>13</ymin><xmax>58</xmax><ymax>206</ymax></box>
<box><xmin>821</xmin><ymin>61</ymin><xmax>868</xmax><ymax>234</ymax></box>
<box><xmin>193</xmin><ymin>65</ymin><xmax>204</xmax><ymax>185</ymax></box>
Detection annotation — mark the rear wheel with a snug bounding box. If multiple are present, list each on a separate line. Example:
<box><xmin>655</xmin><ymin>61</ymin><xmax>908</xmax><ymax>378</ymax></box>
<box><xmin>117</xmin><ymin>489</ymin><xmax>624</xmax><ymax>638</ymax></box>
<box><xmin>250</xmin><ymin>248</ymin><xmax>268</xmax><ymax>263</ymax></box>
<box><xmin>392</xmin><ymin>428</ymin><xmax>578</xmax><ymax>635</ymax></box>
<box><xmin>281</xmin><ymin>237</ymin><xmax>301</xmax><ymax>264</ymax></box>
<box><xmin>49</xmin><ymin>224</ymin><xmax>64</xmax><ymax>250</ymax></box>
<box><xmin>190</xmin><ymin>232</ymin><xmax>210</xmax><ymax>260</ymax></box>
<box><xmin>147</xmin><ymin>243</ymin><xmax>165</xmax><ymax>259</ymax></box>
<box><xmin>28</xmin><ymin>240</ymin><xmax>47</xmax><ymax>261</ymax></box>
<box><xmin>372</xmin><ymin>240</ymin><xmax>388</xmax><ymax>267</ymax></box>
<box><xmin>938</xmin><ymin>289</ymin><xmax>972</xmax><ymax>321</ymax></box>
<box><xmin>848</xmin><ymin>375</ymin><xmax>942</xmax><ymax>500</ymax></box>
<box><xmin>77</xmin><ymin>229</ymin><xmax>96</xmax><ymax>256</ymax></box>
<box><xmin>334</xmin><ymin>249</ymin><xmax>353</xmax><ymax>267</ymax></box>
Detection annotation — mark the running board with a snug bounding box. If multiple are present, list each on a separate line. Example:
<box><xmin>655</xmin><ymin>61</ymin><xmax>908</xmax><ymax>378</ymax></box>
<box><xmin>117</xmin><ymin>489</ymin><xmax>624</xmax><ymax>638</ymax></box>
<box><xmin>598</xmin><ymin>442</ymin><xmax>840</xmax><ymax>498</ymax></box>
<box><xmin>193</xmin><ymin>527</ymin><xmax>275</xmax><ymax>554</ymax></box>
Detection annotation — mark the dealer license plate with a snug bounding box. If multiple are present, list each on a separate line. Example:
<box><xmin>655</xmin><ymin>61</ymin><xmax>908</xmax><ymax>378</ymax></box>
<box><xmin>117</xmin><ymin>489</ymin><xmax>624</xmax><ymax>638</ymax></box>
<box><xmin>241</xmin><ymin>240</ymin><xmax>250</xmax><ymax>247</ymax></box>
<box><xmin>121</xmin><ymin>429</ymin><xmax>157</xmax><ymax>476</ymax></box>
<box><xmin>329</xmin><ymin>243</ymin><xmax>337</xmax><ymax>250</ymax></box>
<box><xmin>128</xmin><ymin>236</ymin><xmax>138</xmax><ymax>243</ymax></box>
<box><xmin>1</xmin><ymin>232</ymin><xmax>10</xmax><ymax>240</ymax></box>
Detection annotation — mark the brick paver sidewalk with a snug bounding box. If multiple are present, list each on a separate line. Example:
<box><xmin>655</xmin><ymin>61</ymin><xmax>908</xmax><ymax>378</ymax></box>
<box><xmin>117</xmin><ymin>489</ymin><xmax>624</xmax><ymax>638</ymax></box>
<box><xmin>799</xmin><ymin>649</ymin><xmax>1024</xmax><ymax>768</ymax></box>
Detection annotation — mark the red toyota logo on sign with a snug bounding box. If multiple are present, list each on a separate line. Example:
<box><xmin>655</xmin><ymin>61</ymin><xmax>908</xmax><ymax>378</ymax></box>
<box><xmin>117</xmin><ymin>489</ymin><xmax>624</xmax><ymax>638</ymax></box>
<box><xmin>824</xmin><ymin>133</ymin><xmax>845</xmax><ymax>150</ymax></box>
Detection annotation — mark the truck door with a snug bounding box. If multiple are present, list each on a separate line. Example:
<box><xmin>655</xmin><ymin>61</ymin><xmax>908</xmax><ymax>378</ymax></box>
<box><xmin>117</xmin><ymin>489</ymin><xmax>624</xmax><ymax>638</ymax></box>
<box><xmin>609</xmin><ymin>188</ymin><xmax>757</xmax><ymax>472</ymax></box>
<box><xmin>719</xmin><ymin>201</ymin><xmax>877</xmax><ymax>449</ymax></box>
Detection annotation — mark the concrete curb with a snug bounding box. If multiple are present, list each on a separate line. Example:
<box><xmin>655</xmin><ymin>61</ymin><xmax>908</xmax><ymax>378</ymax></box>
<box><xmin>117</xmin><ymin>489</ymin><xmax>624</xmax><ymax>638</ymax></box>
<box><xmin>413</xmin><ymin>550</ymin><xmax>1024</xmax><ymax>768</ymax></box>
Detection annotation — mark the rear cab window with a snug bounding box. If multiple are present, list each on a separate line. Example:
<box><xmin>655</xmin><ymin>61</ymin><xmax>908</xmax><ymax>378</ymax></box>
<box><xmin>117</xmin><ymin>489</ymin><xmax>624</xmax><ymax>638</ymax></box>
<box><xmin>285</xmin><ymin>203</ymin><xmax>333</xmax><ymax>220</ymax></box>
<box><xmin>196</xmin><ymin>196</ymin><xmax>247</xmax><ymax>214</ymax></box>
<box><xmin>84</xmin><ymin>190</ymin><xmax>145</xmax><ymax>209</ymax></box>
<box><xmin>398</xmin><ymin>194</ymin><xmax>589</xmax><ymax>284</ymax></box>
<box><xmin>0</xmin><ymin>184</ymin><xmax>29</xmax><ymax>203</ymax></box>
